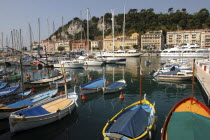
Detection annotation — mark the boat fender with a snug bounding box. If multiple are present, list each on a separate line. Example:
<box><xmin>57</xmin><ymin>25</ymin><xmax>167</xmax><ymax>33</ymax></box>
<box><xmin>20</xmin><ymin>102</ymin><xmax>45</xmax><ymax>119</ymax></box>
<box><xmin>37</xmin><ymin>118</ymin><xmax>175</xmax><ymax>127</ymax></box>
<box><xmin>119</xmin><ymin>93</ymin><xmax>124</xmax><ymax>99</ymax></box>
<box><xmin>106</xmin><ymin>81</ymin><xmax>110</xmax><ymax>85</ymax></box>
<box><xmin>31</xmin><ymin>88</ymin><xmax>35</xmax><ymax>92</ymax></box>
<box><xmin>148</xmin><ymin>130</ymin><xmax>152</xmax><ymax>139</ymax></box>
<box><xmin>89</xmin><ymin>77</ymin><xmax>93</xmax><ymax>81</ymax></box>
<box><xmin>60</xmin><ymin>91</ymin><xmax>65</xmax><ymax>95</ymax></box>
<box><xmin>73</xmin><ymin>77</ymin><xmax>77</xmax><ymax>82</ymax></box>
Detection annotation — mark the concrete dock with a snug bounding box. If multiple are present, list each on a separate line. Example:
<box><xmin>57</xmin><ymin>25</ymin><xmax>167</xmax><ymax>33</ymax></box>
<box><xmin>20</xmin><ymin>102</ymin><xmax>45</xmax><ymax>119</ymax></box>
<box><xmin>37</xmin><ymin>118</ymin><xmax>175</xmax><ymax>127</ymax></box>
<box><xmin>195</xmin><ymin>62</ymin><xmax>210</xmax><ymax>104</ymax></box>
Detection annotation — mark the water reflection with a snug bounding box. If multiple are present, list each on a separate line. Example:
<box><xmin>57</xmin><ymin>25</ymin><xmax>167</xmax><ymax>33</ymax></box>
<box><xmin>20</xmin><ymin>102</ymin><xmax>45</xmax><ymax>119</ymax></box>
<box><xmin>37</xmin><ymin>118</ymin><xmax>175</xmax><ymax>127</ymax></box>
<box><xmin>0</xmin><ymin>57</ymin><xmax>208</xmax><ymax>140</ymax></box>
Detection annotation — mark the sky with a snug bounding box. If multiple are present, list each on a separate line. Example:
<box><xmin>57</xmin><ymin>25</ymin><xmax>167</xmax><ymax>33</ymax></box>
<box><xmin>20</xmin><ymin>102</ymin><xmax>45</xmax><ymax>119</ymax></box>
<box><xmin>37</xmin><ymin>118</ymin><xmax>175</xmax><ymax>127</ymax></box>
<box><xmin>0</xmin><ymin>0</ymin><xmax>210</xmax><ymax>48</ymax></box>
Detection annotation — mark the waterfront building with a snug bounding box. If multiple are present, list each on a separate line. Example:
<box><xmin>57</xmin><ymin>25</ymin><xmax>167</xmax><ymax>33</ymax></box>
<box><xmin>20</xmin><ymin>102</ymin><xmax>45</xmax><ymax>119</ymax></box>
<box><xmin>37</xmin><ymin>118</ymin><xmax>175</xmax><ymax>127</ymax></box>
<box><xmin>41</xmin><ymin>40</ymin><xmax>54</xmax><ymax>52</ymax></box>
<box><xmin>32</xmin><ymin>40</ymin><xmax>55</xmax><ymax>54</ymax></box>
<box><xmin>104</xmin><ymin>33</ymin><xmax>140</xmax><ymax>51</ymax></box>
<box><xmin>90</xmin><ymin>40</ymin><xmax>102</xmax><ymax>50</ymax></box>
<box><xmin>141</xmin><ymin>30</ymin><xmax>164</xmax><ymax>51</ymax></box>
<box><xmin>71</xmin><ymin>40</ymin><xmax>90</xmax><ymax>52</ymax></box>
<box><xmin>166</xmin><ymin>28</ymin><xmax>210</xmax><ymax>48</ymax></box>
<box><xmin>55</xmin><ymin>40</ymin><xmax>71</xmax><ymax>52</ymax></box>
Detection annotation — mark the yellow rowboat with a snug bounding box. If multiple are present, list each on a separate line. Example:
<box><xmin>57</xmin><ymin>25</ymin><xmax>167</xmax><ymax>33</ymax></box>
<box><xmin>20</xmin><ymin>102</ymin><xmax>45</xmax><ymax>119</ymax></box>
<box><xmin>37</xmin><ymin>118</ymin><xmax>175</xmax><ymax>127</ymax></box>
<box><xmin>103</xmin><ymin>94</ymin><xmax>156</xmax><ymax>140</ymax></box>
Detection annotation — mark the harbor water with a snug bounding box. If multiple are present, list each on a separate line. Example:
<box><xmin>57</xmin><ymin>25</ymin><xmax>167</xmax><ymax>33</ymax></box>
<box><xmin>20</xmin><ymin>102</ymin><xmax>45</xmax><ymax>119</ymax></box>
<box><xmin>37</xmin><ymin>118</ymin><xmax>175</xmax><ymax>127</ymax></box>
<box><xmin>0</xmin><ymin>57</ymin><xmax>208</xmax><ymax>140</ymax></box>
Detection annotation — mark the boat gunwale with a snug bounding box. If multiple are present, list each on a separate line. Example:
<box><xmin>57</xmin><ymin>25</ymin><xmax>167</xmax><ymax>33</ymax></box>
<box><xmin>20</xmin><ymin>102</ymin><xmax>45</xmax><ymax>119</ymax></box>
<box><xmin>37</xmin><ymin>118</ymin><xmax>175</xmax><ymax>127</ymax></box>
<box><xmin>161</xmin><ymin>97</ymin><xmax>210</xmax><ymax>140</ymax></box>
<box><xmin>103</xmin><ymin>99</ymin><xmax>156</xmax><ymax>140</ymax></box>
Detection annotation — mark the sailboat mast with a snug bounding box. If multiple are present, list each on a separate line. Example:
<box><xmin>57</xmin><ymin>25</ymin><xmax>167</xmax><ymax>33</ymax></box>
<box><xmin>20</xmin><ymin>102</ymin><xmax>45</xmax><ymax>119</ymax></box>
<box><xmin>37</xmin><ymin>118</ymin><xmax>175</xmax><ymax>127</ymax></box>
<box><xmin>87</xmin><ymin>8</ymin><xmax>90</xmax><ymax>52</ymax></box>
<box><xmin>38</xmin><ymin>18</ymin><xmax>41</xmax><ymax>56</ymax></box>
<box><xmin>192</xmin><ymin>59</ymin><xmax>195</xmax><ymax>98</ymax></box>
<box><xmin>29</xmin><ymin>23</ymin><xmax>33</xmax><ymax>56</ymax></box>
<box><xmin>1</xmin><ymin>32</ymin><xmax>3</xmax><ymax>50</ymax></box>
<box><xmin>140</xmin><ymin>57</ymin><xmax>143</xmax><ymax>103</ymax></box>
<box><xmin>80</xmin><ymin>11</ymin><xmax>83</xmax><ymax>52</ymax></box>
<box><xmin>45</xmin><ymin>19</ymin><xmax>50</xmax><ymax>77</ymax></box>
<box><xmin>53</xmin><ymin>21</ymin><xmax>55</xmax><ymax>53</ymax></box>
<box><xmin>111</xmin><ymin>9</ymin><xmax>115</xmax><ymax>54</ymax></box>
<box><xmin>19</xmin><ymin>29</ymin><xmax>24</xmax><ymax>92</ymax></box>
<box><xmin>103</xmin><ymin>15</ymin><xmax>105</xmax><ymax>51</ymax></box>
<box><xmin>11</xmin><ymin>31</ymin><xmax>14</xmax><ymax>54</ymax></box>
<box><xmin>122</xmin><ymin>4</ymin><xmax>126</xmax><ymax>50</ymax></box>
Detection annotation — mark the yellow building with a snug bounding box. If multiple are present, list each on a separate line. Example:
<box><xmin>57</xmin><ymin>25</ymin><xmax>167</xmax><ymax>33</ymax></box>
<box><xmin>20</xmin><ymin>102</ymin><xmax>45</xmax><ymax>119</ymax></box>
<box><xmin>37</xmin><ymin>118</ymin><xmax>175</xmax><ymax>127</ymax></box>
<box><xmin>90</xmin><ymin>40</ymin><xmax>102</xmax><ymax>50</ymax></box>
<box><xmin>104</xmin><ymin>33</ymin><xmax>139</xmax><ymax>51</ymax></box>
<box><xmin>166</xmin><ymin>29</ymin><xmax>210</xmax><ymax>48</ymax></box>
<box><xmin>55</xmin><ymin>40</ymin><xmax>71</xmax><ymax>52</ymax></box>
<box><xmin>141</xmin><ymin>30</ymin><xmax>164</xmax><ymax>51</ymax></box>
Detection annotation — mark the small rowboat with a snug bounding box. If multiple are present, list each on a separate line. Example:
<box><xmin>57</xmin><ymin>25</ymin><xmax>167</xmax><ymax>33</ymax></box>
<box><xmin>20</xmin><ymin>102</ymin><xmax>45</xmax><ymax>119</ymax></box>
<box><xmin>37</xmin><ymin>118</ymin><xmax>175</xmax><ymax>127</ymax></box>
<box><xmin>24</xmin><ymin>75</ymin><xmax>63</xmax><ymax>89</ymax></box>
<box><xmin>80</xmin><ymin>78</ymin><xmax>106</xmax><ymax>94</ymax></box>
<box><xmin>0</xmin><ymin>88</ymin><xmax>58</xmax><ymax>119</ymax></box>
<box><xmin>103</xmin><ymin>94</ymin><xmax>156</xmax><ymax>140</ymax></box>
<box><xmin>9</xmin><ymin>91</ymin><xmax>78</xmax><ymax>133</ymax></box>
<box><xmin>157</xmin><ymin>71</ymin><xmax>192</xmax><ymax>81</ymax></box>
<box><xmin>49</xmin><ymin>77</ymin><xmax>72</xmax><ymax>88</ymax></box>
<box><xmin>3</xmin><ymin>73</ymin><xmax>21</xmax><ymax>81</ymax></box>
<box><xmin>161</xmin><ymin>97</ymin><xmax>210</xmax><ymax>140</ymax></box>
<box><xmin>0</xmin><ymin>82</ymin><xmax>8</xmax><ymax>89</ymax></box>
<box><xmin>0</xmin><ymin>84</ymin><xmax>20</xmax><ymax>98</ymax></box>
<box><xmin>102</xmin><ymin>79</ymin><xmax>126</xmax><ymax>94</ymax></box>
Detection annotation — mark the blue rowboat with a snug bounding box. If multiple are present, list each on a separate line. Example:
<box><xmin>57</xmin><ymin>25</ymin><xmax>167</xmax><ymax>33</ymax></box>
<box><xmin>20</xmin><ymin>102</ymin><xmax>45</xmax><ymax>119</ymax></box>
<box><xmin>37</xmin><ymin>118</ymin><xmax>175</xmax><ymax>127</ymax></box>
<box><xmin>80</xmin><ymin>78</ymin><xmax>106</xmax><ymax>94</ymax></box>
<box><xmin>0</xmin><ymin>88</ymin><xmax>58</xmax><ymax>119</ymax></box>
<box><xmin>0</xmin><ymin>82</ymin><xmax>8</xmax><ymax>89</ymax></box>
<box><xmin>9</xmin><ymin>91</ymin><xmax>78</xmax><ymax>133</ymax></box>
<box><xmin>0</xmin><ymin>84</ymin><xmax>20</xmax><ymax>98</ymax></box>
<box><xmin>102</xmin><ymin>79</ymin><xmax>126</xmax><ymax>94</ymax></box>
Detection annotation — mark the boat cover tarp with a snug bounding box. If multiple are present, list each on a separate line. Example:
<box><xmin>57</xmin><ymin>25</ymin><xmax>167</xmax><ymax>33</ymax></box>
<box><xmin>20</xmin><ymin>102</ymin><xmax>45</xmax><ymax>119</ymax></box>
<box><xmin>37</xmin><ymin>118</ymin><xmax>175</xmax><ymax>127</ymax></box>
<box><xmin>167</xmin><ymin>112</ymin><xmax>210</xmax><ymax>140</ymax></box>
<box><xmin>107</xmin><ymin>105</ymin><xmax>149</xmax><ymax>138</ymax></box>
<box><xmin>21</xmin><ymin>106</ymin><xmax>50</xmax><ymax>117</ymax></box>
<box><xmin>0</xmin><ymin>82</ymin><xmax>7</xmax><ymax>89</ymax></box>
<box><xmin>17</xmin><ymin>90</ymin><xmax>32</xmax><ymax>96</ymax></box>
<box><xmin>0</xmin><ymin>85</ymin><xmax>19</xmax><ymax>97</ymax></box>
<box><xmin>7</xmin><ymin>99</ymin><xmax>34</xmax><ymax>108</ymax></box>
<box><xmin>80</xmin><ymin>78</ymin><xmax>106</xmax><ymax>89</ymax></box>
<box><xmin>107</xmin><ymin>82</ymin><xmax>125</xmax><ymax>89</ymax></box>
<box><xmin>6</xmin><ymin>89</ymin><xmax>57</xmax><ymax>108</ymax></box>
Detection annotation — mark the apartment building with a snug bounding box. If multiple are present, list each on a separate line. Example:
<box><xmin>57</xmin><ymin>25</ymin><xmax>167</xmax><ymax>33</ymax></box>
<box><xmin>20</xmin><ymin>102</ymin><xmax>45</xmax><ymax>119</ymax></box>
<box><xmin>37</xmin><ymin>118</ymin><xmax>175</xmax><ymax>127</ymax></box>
<box><xmin>104</xmin><ymin>33</ymin><xmax>140</xmax><ymax>51</ymax></box>
<box><xmin>141</xmin><ymin>30</ymin><xmax>164</xmax><ymax>51</ymax></box>
<box><xmin>31</xmin><ymin>41</ymin><xmax>55</xmax><ymax>55</ymax></box>
<box><xmin>71</xmin><ymin>40</ymin><xmax>90</xmax><ymax>51</ymax></box>
<box><xmin>90</xmin><ymin>40</ymin><xmax>102</xmax><ymax>50</ymax></box>
<box><xmin>166</xmin><ymin>29</ymin><xmax>210</xmax><ymax>48</ymax></box>
<box><xmin>54</xmin><ymin>40</ymin><xmax>71</xmax><ymax>52</ymax></box>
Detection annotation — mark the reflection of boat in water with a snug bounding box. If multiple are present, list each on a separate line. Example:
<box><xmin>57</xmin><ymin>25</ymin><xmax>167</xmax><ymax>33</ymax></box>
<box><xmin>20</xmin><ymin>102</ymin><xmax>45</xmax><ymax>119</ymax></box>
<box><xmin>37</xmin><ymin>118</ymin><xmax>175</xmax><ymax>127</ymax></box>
<box><xmin>10</xmin><ymin>110</ymin><xmax>78</xmax><ymax>139</ymax></box>
<box><xmin>157</xmin><ymin>81</ymin><xmax>191</xmax><ymax>89</ymax></box>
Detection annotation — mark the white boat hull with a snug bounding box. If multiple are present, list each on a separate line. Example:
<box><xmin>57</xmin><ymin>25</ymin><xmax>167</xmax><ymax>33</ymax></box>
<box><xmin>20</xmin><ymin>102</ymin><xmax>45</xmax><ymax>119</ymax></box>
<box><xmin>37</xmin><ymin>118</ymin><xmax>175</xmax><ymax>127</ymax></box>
<box><xmin>10</xmin><ymin>104</ymin><xmax>75</xmax><ymax>133</ymax></box>
<box><xmin>160</xmin><ymin>53</ymin><xmax>209</xmax><ymax>58</ymax></box>
<box><xmin>84</xmin><ymin>61</ymin><xmax>103</xmax><ymax>66</ymax></box>
<box><xmin>101</xmin><ymin>52</ymin><xmax>142</xmax><ymax>57</ymax></box>
<box><xmin>54</xmin><ymin>63</ymin><xmax>84</xmax><ymax>68</ymax></box>
<box><xmin>9</xmin><ymin>94</ymin><xmax>78</xmax><ymax>133</ymax></box>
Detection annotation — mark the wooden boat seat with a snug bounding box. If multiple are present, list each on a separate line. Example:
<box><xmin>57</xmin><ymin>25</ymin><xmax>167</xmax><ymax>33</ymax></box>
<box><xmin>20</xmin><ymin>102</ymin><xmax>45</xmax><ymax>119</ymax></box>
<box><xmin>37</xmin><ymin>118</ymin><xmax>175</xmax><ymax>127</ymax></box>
<box><xmin>41</xmin><ymin>98</ymin><xmax>72</xmax><ymax>113</ymax></box>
